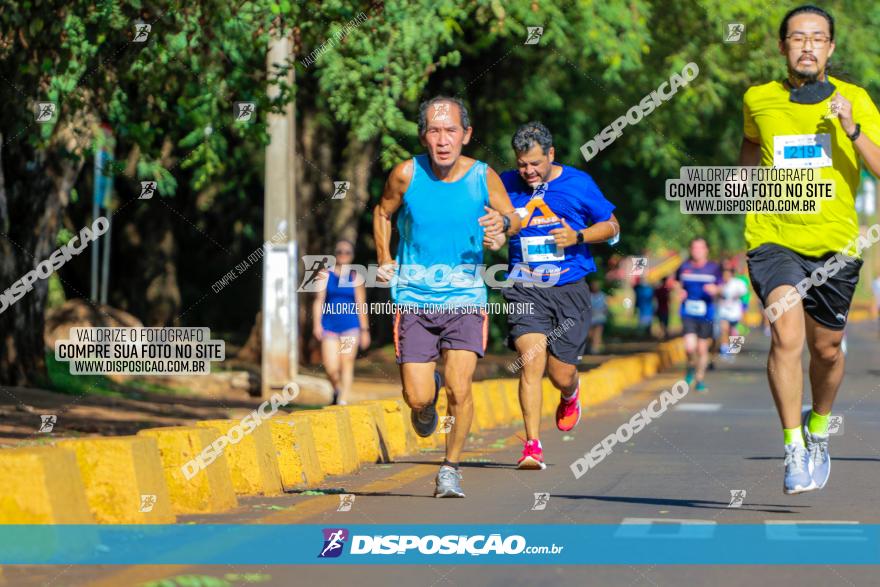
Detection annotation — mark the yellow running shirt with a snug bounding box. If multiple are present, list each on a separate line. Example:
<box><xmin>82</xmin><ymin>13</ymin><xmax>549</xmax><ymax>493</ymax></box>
<box><xmin>742</xmin><ymin>75</ymin><xmax>880</xmax><ymax>257</ymax></box>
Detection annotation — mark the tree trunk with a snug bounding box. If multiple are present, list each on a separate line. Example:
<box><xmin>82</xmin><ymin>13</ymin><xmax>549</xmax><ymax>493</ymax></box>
<box><xmin>0</xmin><ymin>129</ymin><xmax>86</xmax><ymax>386</ymax></box>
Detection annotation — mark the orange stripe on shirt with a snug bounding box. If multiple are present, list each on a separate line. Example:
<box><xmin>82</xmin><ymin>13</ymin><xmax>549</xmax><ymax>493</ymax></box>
<box><xmin>393</xmin><ymin>311</ymin><xmax>401</xmax><ymax>359</ymax></box>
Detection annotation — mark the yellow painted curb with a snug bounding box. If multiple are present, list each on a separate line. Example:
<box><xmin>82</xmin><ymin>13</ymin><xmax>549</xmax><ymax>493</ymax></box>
<box><xmin>471</xmin><ymin>381</ymin><xmax>497</xmax><ymax>430</ymax></box>
<box><xmin>362</xmin><ymin>399</ymin><xmax>418</xmax><ymax>458</ymax></box>
<box><xmin>325</xmin><ymin>405</ymin><xmax>385</xmax><ymax>464</ymax></box>
<box><xmin>0</xmin><ymin>447</ymin><xmax>94</xmax><ymax>523</ymax></box>
<box><xmin>195</xmin><ymin>419</ymin><xmax>284</xmax><ymax>496</ymax></box>
<box><xmin>137</xmin><ymin>426</ymin><xmax>238</xmax><ymax>515</ymax></box>
<box><xmin>58</xmin><ymin>436</ymin><xmax>175</xmax><ymax>524</ymax></box>
<box><xmin>269</xmin><ymin>414</ymin><xmax>324</xmax><ymax>490</ymax></box>
<box><xmin>540</xmin><ymin>379</ymin><xmax>557</xmax><ymax>417</ymax></box>
<box><xmin>303</xmin><ymin>409</ymin><xmax>359</xmax><ymax>476</ymax></box>
<box><xmin>487</xmin><ymin>380</ymin><xmax>515</xmax><ymax>425</ymax></box>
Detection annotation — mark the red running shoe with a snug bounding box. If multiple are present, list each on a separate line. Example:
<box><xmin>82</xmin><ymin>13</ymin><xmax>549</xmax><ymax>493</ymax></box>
<box><xmin>556</xmin><ymin>388</ymin><xmax>582</xmax><ymax>432</ymax></box>
<box><xmin>517</xmin><ymin>439</ymin><xmax>546</xmax><ymax>470</ymax></box>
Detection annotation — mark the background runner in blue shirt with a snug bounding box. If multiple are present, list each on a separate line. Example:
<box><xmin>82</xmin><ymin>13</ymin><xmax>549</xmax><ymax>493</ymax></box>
<box><xmin>673</xmin><ymin>237</ymin><xmax>722</xmax><ymax>393</ymax></box>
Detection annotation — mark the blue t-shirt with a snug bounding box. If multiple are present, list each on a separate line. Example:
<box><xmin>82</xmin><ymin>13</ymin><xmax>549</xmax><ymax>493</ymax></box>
<box><xmin>675</xmin><ymin>260</ymin><xmax>723</xmax><ymax>321</ymax></box>
<box><xmin>501</xmin><ymin>163</ymin><xmax>615</xmax><ymax>285</ymax></box>
<box><xmin>634</xmin><ymin>283</ymin><xmax>654</xmax><ymax>318</ymax></box>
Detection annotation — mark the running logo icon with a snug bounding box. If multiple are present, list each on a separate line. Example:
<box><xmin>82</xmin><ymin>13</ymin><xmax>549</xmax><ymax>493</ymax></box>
<box><xmin>727</xmin><ymin>336</ymin><xmax>745</xmax><ymax>354</ymax></box>
<box><xmin>531</xmin><ymin>492</ymin><xmax>550</xmax><ymax>511</ymax></box>
<box><xmin>234</xmin><ymin>102</ymin><xmax>256</xmax><ymax>122</ymax></box>
<box><xmin>631</xmin><ymin>257</ymin><xmax>648</xmax><ymax>276</ymax></box>
<box><xmin>438</xmin><ymin>415</ymin><xmax>455</xmax><ymax>434</ymax></box>
<box><xmin>339</xmin><ymin>336</ymin><xmax>357</xmax><ymax>355</ymax></box>
<box><xmin>332</xmin><ymin>181</ymin><xmax>350</xmax><ymax>200</ymax></box>
<box><xmin>827</xmin><ymin>415</ymin><xmax>844</xmax><ymax>435</ymax></box>
<box><xmin>431</xmin><ymin>103</ymin><xmax>450</xmax><ymax>122</ymax></box>
<box><xmin>139</xmin><ymin>494</ymin><xmax>157</xmax><ymax>512</ymax></box>
<box><xmin>728</xmin><ymin>489</ymin><xmax>746</xmax><ymax>508</ymax></box>
<box><xmin>35</xmin><ymin>102</ymin><xmax>56</xmax><ymax>123</ymax></box>
<box><xmin>724</xmin><ymin>23</ymin><xmax>746</xmax><ymax>44</ymax></box>
<box><xmin>297</xmin><ymin>255</ymin><xmax>335</xmax><ymax>292</ymax></box>
<box><xmin>524</xmin><ymin>27</ymin><xmax>544</xmax><ymax>45</ymax></box>
<box><xmin>133</xmin><ymin>23</ymin><xmax>151</xmax><ymax>42</ymax></box>
<box><xmin>140</xmin><ymin>181</ymin><xmax>157</xmax><ymax>200</ymax></box>
<box><xmin>38</xmin><ymin>415</ymin><xmax>57</xmax><ymax>433</ymax></box>
<box><xmin>337</xmin><ymin>495</ymin><xmax>355</xmax><ymax>512</ymax></box>
<box><xmin>318</xmin><ymin>528</ymin><xmax>349</xmax><ymax>558</ymax></box>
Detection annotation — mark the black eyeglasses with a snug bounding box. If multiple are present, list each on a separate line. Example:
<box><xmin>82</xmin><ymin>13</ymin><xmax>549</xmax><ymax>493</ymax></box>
<box><xmin>335</xmin><ymin>249</ymin><xmax>353</xmax><ymax>255</ymax></box>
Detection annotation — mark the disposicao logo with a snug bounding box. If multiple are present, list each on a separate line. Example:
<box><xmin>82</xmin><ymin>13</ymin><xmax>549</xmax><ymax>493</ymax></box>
<box><xmin>318</xmin><ymin>528</ymin><xmax>349</xmax><ymax>558</ymax></box>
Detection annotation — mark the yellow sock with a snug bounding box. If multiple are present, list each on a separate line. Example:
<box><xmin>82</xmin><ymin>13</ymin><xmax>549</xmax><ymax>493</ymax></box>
<box><xmin>783</xmin><ymin>426</ymin><xmax>804</xmax><ymax>446</ymax></box>
<box><xmin>808</xmin><ymin>410</ymin><xmax>830</xmax><ymax>435</ymax></box>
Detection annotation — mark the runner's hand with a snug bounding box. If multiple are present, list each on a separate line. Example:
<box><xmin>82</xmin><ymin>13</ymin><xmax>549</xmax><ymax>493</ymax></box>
<box><xmin>549</xmin><ymin>219</ymin><xmax>579</xmax><ymax>247</ymax></box>
<box><xmin>485</xmin><ymin>232</ymin><xmax>506</xmax><ymax>251</ymax></box>
<box><xmin>313</xmin><ymin>324</ymin><xmax>323</xmax><ymax>340</ymax></box>
<box><xmin>830</xmin><ymin>92</ymin><xmax>856</xmax><ymax>135</ymax></box>
<box><xmin>359</xmin><ymin>330</ymin><xmax>371</xmax><ymax>350</ymax></box>
<box><xmin>376</xmin><ymin>260</ymin><xmax>397</xmax><ymax>283</ymax></box>
<box><xmin>479</xmin><ymin>206</ymin><xmax>505</xmax><ymax>237</ymax></box>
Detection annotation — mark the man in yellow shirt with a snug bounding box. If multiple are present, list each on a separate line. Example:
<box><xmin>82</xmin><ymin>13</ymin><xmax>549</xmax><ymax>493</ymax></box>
<box><xmin>739</xmin><ymin>5</ymin><xmax>880</xmax><ymax>495</ymax></box>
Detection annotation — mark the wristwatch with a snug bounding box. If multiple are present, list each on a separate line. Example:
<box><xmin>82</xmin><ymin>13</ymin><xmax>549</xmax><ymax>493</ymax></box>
<box><xmin>847</xmin><ymin>123</ymin><xmax>861</xmax><ymax>141</ymax></box>
<box><xmin>502</xmin><ymin>214</ymin><xmax>511</xmax><ymax>233</ymax></box>
<box><xmin>576</xmin><ymin>230</ymin><xmax>585</xmax><ymax>245</ymax></box>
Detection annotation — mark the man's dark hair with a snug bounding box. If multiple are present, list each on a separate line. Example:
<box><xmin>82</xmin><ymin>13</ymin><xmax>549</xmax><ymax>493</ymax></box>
<box><xmin>689</xmin><ymin>236</ymin><xmax>708</xmax><ymax>247</ymax></box>
<box><xmin>417</xmin><ymin>96</ymin><xmax>470</xmax><ymax>135</ymax></box>
<box><xmin>779</xmin><ymin>4</ymin><xmax>834</xmax><ymax>42</ymax></box>
<box><xmin>511</xmin><ymin>121</ymin><xmax>554</xmax><ymax>155</ymax></box>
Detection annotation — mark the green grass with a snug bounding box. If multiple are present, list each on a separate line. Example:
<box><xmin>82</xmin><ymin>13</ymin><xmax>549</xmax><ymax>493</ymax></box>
<box><xmin>45</xmin><ymin>352</ymin><xmax>197</xmax><ymax>398</ymax></box>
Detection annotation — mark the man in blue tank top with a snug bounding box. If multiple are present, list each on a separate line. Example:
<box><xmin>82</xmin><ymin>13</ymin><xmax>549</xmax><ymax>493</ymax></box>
<box><xmin>373</xmin><ymin>95</ymin><xmax>521</xmax><ymax>498</ymax></box>
<box><xmin>499</xmin><ymin>122</ymin><xmax>620</xmax><ymax>470</ymax></box>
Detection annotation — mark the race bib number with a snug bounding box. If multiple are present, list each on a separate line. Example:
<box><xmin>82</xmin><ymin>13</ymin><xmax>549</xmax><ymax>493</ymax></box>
<box><xmin>684</xmin><ymin>299</ymin><xmax>707</xmax><ymax>317</ymax></box>
<box><xmin>773</xmin><ymin>134</ymin><xmax>832</xmax><ymax>168</ymax></box>
<box><xmin>520</xmin><ymin>235</ymin><xmax>563</xmax><ymax>263</ymax></box>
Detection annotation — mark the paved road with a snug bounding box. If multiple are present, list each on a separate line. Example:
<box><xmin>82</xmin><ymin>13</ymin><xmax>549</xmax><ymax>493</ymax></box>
<box><xmin>10</xmin><ymin>321</ymin><xmax>880</xmax><ymax>586</ymax></box>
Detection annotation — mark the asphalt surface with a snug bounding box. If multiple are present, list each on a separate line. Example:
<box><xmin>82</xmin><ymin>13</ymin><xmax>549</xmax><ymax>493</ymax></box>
<box><xmin>8</xmin><ymin>321</ymin><xmax>880</xmax><ymax>586</ymax></box>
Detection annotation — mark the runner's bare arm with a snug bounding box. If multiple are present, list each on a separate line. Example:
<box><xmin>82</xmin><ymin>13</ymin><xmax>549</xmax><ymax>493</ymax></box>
<box><xmin>479</xmin><ymin>168</ymin><xmax>521</xmax><ymax>237</ymax></box>
<box><xmin>579</xmin><ymin>212</ymin><xmax>620</xmax><ymax>244</ymax></box>
<box><xmin>833</xmin><ymin>91</ymin><xmax>880</xmax><ymax>177</ymax></box>
<box><xmin>373</xmin><ymin>161</ymin><xmax>412</xmax><ymax>269</ymax></box>
<box><xmin>738</xmin><ymin>137</ymin><xmax>762</xmax><ymax>166</ymax></box>
<box><xmin>312</xmin><ymin>285</ymin><xmax>326</xmax><ymax>340</ymax></box>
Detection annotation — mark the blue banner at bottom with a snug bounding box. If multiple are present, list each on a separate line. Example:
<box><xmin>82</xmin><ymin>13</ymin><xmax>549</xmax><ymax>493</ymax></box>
<box><xmin>0</xmin><ymin>524</ymin><xmax>878</xmax><ymax>565</ymax></box>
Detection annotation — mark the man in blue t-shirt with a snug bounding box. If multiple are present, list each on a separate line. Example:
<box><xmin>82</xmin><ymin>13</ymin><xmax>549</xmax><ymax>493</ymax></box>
<box><xmin>500</xmin><ymin>121</ymin><xmax>620</xmax><ymax>470</ymax></box>
<box><xmin>673</xmin><ymin>237</ymin><xmax>722</xmax><ymax>393</ymax></box>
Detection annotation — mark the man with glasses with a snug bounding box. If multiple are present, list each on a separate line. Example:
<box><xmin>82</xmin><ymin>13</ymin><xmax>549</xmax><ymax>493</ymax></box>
<box><xmin>739</xmin><ymin>4</ymin><xmax>880</xmax><ymax>494</ymax></box>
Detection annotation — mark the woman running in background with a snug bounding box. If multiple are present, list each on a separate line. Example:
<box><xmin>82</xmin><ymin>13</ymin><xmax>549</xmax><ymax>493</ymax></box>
<box><xmin>312</xmin><ymin>239</ymin><xmax>370</xmax><ymax>405</ymax></box>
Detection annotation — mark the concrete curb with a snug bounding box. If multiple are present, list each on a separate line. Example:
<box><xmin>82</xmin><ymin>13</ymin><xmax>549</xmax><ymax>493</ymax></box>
<box><xmin>137</xmin><ymin>426</ymin><xmax>238</xmax><ymax>515</ymax></box>
<box><xmin>0</xmin><ymin>338</ymin><xmax>688</xmax><ymax>524</ymax></box>
<box><xmin>195</xmin><ymin>419</ymin><xmax>284</xmax><ymax>496</ymax></box>
<box><xmin>0</xmin><ymin>446</ymin><xmax>94</xmax><ymax>523</ymax></box>
<box><xmin>57</xmin><ymin>436</ymin><xmax>176</xmax><ymax>523</ymax></box>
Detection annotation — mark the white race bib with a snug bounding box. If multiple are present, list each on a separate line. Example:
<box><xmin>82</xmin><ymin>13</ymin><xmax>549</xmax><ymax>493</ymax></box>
<box><xmin>684</xmin><ymin>299</ymin><xmax>707</xmax><ymax>317</ymax></box>
<box><xmin>520</xmin><ymin>235</ymin><xmax>563</xmax><ymax>263</ymax></box>
<box><xmin>773</xmin><ymin>134</ymin><xmax>832</xmax><ymax>168</ymax></box>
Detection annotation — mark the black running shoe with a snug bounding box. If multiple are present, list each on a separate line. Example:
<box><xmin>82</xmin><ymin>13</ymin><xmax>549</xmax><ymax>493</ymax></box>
<box><xmin>411</xmin><ymin>371</ymin><xmax>442</xmax><ymax>437</ymax></box>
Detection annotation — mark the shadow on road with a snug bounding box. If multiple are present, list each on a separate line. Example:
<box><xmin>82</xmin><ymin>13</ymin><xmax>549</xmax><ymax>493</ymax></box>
<box><xmin>551</xmin><ymin>493</ymin><xmax>806</xmax><ymax>514</ymax></box>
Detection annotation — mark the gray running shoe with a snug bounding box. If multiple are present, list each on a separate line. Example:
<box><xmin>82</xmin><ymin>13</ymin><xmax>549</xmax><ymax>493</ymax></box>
<box><xmin>411</xmin><ymin>371</ymin><xmax>441</xmax><ymax>437</ymax></box>
<box><xmin>434</xmin><ymin>465</ymin><xmax>465</xmax><ymax>498</ymax></box>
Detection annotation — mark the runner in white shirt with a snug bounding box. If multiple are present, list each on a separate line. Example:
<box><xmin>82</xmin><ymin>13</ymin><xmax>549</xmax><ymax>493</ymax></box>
<box><xmin>718</xmin><ymin>266</ymin><xmax>748</xmax><ymax>356</ymax></box>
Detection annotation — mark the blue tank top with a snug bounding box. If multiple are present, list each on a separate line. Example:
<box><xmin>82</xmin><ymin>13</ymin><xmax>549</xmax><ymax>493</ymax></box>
<box><xmin>321</xmin><ymin>270</ymin><xmax>360</xmax><ymax>333</ymax></box>
<box><xmin>393</xmin><ymin>155</ymin><xmax>489</xmax><ymax>308</ymax></box>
